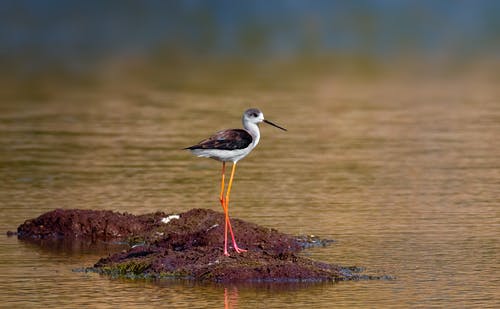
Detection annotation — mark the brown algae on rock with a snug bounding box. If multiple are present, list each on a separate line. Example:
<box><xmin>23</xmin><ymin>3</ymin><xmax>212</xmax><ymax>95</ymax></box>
<box><xmin>15</xmin><ymin>208</ymin><xmax>380</xmax><ymax>282</ymax></box>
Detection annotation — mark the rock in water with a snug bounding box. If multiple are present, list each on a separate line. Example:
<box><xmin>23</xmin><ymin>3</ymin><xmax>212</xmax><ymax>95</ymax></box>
<box><xmin>16</xmin><ymin>208</ymin><xmax>370</xmax><ymax>282</ymax></box>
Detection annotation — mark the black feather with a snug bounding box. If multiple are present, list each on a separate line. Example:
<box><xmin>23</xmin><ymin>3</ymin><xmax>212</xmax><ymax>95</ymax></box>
<box><xmin>186</xmin><ymin>129</ymin><xmax>253</xmax><ymax>150</ymax></box>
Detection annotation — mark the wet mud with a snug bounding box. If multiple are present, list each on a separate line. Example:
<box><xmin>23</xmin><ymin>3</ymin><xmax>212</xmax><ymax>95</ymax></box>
<box><xmin>13</xmin><ymin>208</ymin><xmax>375</xmax><ymax>283</ymax></box>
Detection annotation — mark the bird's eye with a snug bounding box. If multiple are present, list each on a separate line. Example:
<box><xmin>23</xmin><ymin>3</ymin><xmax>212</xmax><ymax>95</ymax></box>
<box><xmin>251</xmin><ymin>113</ymin><xmax>258</xmax><ymax>117</ymax></box>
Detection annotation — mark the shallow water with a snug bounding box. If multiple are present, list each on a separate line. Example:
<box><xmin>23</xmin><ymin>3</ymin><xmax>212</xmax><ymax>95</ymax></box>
<box><xmin>1</xmin><ymin>78</ymin><xmax>499</xmax><ymax>308</ymax></box>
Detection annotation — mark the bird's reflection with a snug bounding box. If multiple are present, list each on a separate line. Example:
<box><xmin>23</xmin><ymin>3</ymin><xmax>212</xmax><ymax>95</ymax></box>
<box><xmin>224</xmin><ymin>286</ymin><xmax>239</xmax><ymax>309</ymax></box>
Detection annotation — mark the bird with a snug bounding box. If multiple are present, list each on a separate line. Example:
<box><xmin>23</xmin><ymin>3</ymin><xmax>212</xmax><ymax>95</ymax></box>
<box><xmin>185</xmin><ymin>108</ymin><xmax>287</xmax><ymax>256</ymax></box>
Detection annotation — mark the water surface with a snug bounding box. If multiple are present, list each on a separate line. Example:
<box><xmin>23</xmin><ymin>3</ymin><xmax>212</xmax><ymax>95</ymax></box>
<box><xmin>1</xmin><ymin>78</ymin><xmax>499</xmax><ymax>308</ymax></box>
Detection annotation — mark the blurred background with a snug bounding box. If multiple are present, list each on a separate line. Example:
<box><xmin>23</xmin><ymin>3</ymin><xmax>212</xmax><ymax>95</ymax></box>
<box><xmin>1</xmin><ymin>1</ymin><xmax>499</xmax><ymax>308</ymax></box>
<box><xmin>1</xmin><ymin>0</ymin><xmax>500</xmax><ymax>98</ymax></box>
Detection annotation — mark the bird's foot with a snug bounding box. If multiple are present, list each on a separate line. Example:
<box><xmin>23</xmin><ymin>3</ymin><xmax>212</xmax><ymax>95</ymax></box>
<box><xmin>234</xmin><ymin>245</ymin><xmax>247</xmax><ymax>254</ymax></box>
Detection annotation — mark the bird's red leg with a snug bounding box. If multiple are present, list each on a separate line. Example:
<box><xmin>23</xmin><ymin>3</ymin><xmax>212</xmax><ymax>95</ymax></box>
<box><xmin>219</xmin><ymin>162</ymin><xmax>230</xmax><ymax>256</ymax></box>
<box><xmin>220</xmin><ymin>162</ymin><xmax>227</xmax><ymax>213</ymax></box>
<box><xmin>225</xmin><ymin>162</ymin><xmax>247</xmax><ymax>253</ymax></box>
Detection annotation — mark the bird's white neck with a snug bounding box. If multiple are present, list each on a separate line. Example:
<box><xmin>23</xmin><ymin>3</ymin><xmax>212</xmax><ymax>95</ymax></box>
<box><xmin>243</xmin><ymin>121</ymin><xmax>261</xmax><ymax>147</ymax></box>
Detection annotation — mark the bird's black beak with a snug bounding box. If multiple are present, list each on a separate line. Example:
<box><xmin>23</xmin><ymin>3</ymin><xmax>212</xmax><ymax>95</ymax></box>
<box><xmin>263</xmin><ymin>119</ymin><xmax>287</xmax><ymax>131</ymax></box>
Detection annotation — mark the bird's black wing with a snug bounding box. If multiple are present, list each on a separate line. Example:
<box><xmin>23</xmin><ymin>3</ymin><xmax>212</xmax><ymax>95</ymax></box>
<box><xmin>186</xmin><ymin>129</ymin><xmax>253</xmax><ymax>150</ymax></box>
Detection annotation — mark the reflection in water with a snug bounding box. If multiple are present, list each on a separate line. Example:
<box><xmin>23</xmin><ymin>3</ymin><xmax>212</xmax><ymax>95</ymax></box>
<box><xmin>18</xmin><ymin>237</ymin><xmax>129</xmax><ymax>257</ymax></box>
<box><xmin>224</xmin><ymin>287</ymin><xmax>239</xmax><ymax>309</ymax></box>
<box><xmin>0</xmin><ymin>78</ymin><xmax>499</xmax><ymax>307</ymax></box>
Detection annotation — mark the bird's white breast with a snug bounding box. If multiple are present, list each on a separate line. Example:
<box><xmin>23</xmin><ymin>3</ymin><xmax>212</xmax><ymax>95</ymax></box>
<box><xmin>189</xmin><ymin>145</ymin><xmax>254</xmax><ymax>163</ymax></box>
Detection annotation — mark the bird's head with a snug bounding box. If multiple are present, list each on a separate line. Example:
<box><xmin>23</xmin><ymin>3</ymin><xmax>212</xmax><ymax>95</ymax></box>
<box><xmin>243</xmin><ymin>108</ymin><xmax>287</xmax><ymax>131</ymax></box>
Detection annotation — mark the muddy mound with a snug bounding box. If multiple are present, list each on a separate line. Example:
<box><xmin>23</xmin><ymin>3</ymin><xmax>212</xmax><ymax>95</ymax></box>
<box><xmin>15</xmin><ymin>208</ymin><xmax>370</xmax><ymax>282</ymax></box>
<box><xmin>17</xmin><ymin>208</ymin><xmax>167</xmax><ymax>242</ymax></box>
